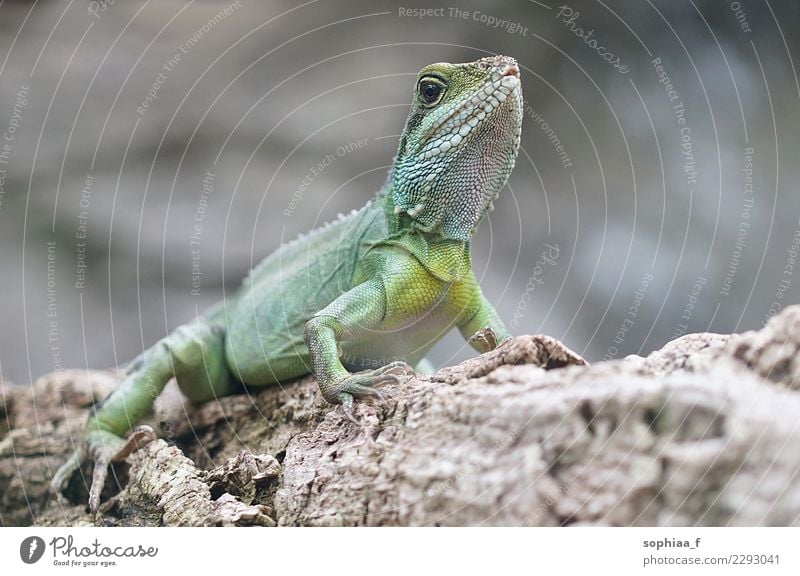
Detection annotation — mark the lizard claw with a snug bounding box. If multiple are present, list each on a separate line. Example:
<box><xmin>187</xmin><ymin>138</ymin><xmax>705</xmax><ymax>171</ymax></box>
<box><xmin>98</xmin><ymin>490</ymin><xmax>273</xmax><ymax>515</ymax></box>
<box><xmin>340</xmin><ymin>394</ymin><xmax>360</xmax><ymax>426</ymax></box>
<box><xmin>469</xmin><ymin>326</ymin><xmax>510</xmax><ymax>353</ymax></box>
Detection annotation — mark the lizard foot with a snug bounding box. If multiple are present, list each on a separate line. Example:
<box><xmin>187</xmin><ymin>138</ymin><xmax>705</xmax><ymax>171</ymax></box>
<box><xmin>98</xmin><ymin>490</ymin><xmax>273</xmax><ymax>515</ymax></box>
<box><xmin>51</xmin><ymin>425</ymin><xmax>157</xmax><ymax>516</ymax></box>
<box><xmin>469</xmin><ymin>326</ymin><xmax>512</xmax><ymax>353</ymax></box>
<box><xmin>323</xmin><ymin>361</ymin><xmax>412</xmax><ymax>425</ymax></box>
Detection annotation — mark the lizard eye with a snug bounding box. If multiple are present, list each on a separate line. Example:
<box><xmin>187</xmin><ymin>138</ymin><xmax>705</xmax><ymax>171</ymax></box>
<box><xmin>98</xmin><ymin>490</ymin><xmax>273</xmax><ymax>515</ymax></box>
<box><xmin>418</xmin><ymin>78</ymin><xmax>445</xmax><ymax>107</ymax></box>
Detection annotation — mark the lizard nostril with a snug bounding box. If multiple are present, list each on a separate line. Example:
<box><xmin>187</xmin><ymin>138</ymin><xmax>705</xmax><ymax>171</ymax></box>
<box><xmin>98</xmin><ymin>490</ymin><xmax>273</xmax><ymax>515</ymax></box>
<box><xmin>500</xmin><ymin>63</ymin><xmax>519</xmax><ymax>78</ymax></box>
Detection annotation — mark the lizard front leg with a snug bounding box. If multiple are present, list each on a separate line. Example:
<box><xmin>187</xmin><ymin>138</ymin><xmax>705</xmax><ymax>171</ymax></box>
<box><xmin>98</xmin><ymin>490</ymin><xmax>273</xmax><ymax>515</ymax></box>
<box><xmin>304</xmin><ymin>279</ymin><xmax>410</xmax><ymax>423</ymax></box>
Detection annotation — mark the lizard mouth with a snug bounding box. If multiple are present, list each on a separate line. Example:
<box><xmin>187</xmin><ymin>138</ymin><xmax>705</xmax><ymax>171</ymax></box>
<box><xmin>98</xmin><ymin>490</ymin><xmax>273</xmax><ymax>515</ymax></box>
<box><xmin>417</xmin><ymin>57</ymin><xmax>521</xmax><ymax>160</ymax></box>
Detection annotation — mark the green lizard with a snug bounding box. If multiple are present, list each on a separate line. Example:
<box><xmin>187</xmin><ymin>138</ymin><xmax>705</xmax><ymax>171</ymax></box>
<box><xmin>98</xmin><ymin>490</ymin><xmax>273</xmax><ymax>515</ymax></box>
<box><xmin>52</xmin><ymin>55</ymin><xmax>523</xmax><ymax>513</ymax></box>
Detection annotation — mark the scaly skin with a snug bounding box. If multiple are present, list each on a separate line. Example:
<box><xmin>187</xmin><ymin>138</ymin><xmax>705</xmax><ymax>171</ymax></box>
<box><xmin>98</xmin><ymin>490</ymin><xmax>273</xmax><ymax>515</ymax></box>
<box><xmin>52</xmin><ymin>55</ymin><xmax>523</xmax><ymax>514</ymax></box>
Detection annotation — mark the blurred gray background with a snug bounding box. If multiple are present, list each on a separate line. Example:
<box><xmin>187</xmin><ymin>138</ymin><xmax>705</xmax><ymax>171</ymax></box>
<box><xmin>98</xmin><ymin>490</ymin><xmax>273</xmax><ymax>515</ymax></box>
<box><xmin>1</xmin><ymin>0</ymin><xmax>799</xmax><ymax>385</ymax></box>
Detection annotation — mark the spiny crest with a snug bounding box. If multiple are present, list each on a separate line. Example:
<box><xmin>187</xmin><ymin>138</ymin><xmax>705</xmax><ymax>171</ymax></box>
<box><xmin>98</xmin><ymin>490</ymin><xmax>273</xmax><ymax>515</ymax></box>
<box><xmin>243</xmin><ymin>203</ymin><xmax>372</xmax><ymax>287</ymax></box>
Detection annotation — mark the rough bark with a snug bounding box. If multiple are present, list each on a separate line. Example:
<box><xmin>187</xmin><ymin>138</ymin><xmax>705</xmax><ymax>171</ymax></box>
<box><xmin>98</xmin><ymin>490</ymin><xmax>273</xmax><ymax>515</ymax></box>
<box><xmin>2</xmin><ymin>307</ymin><xmax>800</xmax><ymax>527</ymax></box>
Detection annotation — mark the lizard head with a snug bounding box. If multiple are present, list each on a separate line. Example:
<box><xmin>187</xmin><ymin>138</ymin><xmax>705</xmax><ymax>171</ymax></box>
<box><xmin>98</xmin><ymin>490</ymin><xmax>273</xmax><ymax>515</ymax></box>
<box><xmin>390</xmin><ymin>55</ymin><xmax>523</xmax><ymax>241</ymax></box>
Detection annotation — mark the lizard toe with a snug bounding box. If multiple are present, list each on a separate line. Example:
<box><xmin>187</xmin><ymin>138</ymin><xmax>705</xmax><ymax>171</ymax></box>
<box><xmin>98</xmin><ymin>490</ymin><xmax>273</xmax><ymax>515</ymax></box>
<box><xmin>51</xmin><ymin>451</ymin><xmax>83</xmax><ymax>500</ymax></box>
<box><xmin>372</xmin><ymin>361</ymin><xmax>415</xmax><ymax>378</ymax></box>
